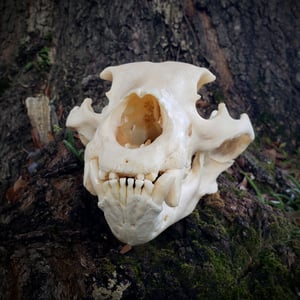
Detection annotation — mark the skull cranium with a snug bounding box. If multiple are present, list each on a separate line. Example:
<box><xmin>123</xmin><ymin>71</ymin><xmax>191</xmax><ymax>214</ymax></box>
<box><xmin>66</xmin><ymin>61</ymin><xmax>254</xmax><ymax>245</ymax></box>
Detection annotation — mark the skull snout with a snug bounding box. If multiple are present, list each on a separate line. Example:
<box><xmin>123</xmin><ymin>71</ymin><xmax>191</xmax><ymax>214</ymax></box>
<box><xmin>116</xmin><ymin>93</ymin><xmax>163</xmax><ymax>149</ymax></box>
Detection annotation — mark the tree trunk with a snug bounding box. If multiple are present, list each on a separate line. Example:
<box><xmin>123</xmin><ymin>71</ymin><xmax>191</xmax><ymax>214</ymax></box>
<box><xmin>0</xmin><ymin>0</ymin><xmax>299</xmax><ymax>299</ymax></box>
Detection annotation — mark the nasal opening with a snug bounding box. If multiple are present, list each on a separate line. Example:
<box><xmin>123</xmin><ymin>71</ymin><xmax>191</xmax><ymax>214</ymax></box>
<box><xmin>116</xmin><ymin>93</ymin><xmax>163</xmax><ymax>148</ymax></box>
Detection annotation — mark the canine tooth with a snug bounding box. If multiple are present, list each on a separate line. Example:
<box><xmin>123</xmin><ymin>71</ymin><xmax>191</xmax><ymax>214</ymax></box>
<box><xmin>83</xmin><ymin>161</ymin><xmax>90</xmax><ymax>191</ymax></box>
<box><xmin>84</xmin><ymin>159</ymin><xmax>99</xmax><ymax>196</ymax></box>
<box><xmin>89</xmin><ymin>159</ymin><xmax>100</xmax><ymax>184</ymax></box>
<box><xmin>165</xmin><ymin>170</ymin><xmax>183</xmax><ymax>207</ymax></box>
<box><xmin>119</xmin><ymin>178</ymin><xmax>127</xmax><ymax>206</ymax></box>
<box><xmin>145</xmin><ymin>172</ymin><xmax>158</xmax><ymax>182</ymax></box>
<box><xmin>135</xmin><ymin>179</ymin><xmax>143</xmax><ymax>195</ymax></box>
<box><xmin>99</xmin><ymin>169</ymin><xmax>108</xmax><ymax>180</ymax></box>
<box><xmin>152</xmin><ymin>171</ymin><xmax>174</xmax><ymax>205</ymax></box>
<box><xmin>109</xmin><ymin>172</ymin><xmax>118</xmax><ymax>180</ymax></box>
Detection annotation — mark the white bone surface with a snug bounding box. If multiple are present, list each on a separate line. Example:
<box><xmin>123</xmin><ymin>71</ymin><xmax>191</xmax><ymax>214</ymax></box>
<box><xmin>66</xmin><ymin>61</ymin><xmax>254</xmax><ymax>245</ymax></box>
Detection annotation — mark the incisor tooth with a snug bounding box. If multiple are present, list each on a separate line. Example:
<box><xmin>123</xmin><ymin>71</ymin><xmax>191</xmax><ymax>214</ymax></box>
<box><xmin>136</xmin><ymin>173</ymin><xmax>145</xmax><ymax>180</ymax></box>
<box><xmin>109</xmin><ymin>179</ymin><xmax>120</xmax><ymax>199</ymax></box>
<box><xmin>127</xmin><ymin>178</ymin><xmax>134</xmax><ymax>196</ymax></box>
<box><xmin>135</xmin><ymin>179</ymin><xmax>143</xmax><ymax>195</ymax></box>
<box><xmin>119</xmin><ymin>178</ymin><xmax>127</xmax><ymax>206</ymax></box>
<box><xmin>143</xmin><ymin>179</ymin><xmax>154</xmax><ymax>196</ymax></box>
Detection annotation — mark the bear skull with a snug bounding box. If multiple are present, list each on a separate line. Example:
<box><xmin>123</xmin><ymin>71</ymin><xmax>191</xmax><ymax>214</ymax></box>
<box><xmin>66</xmin><ymin>61</ymin><xmax>254</xmax><ymax>246</ymax></box>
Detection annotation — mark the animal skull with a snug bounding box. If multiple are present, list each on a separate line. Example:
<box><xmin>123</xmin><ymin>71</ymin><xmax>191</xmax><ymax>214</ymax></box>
<box><xmin>66</xmin><ymin>61</ymin><xmax>254</xmax><ymax>246</ymax></box>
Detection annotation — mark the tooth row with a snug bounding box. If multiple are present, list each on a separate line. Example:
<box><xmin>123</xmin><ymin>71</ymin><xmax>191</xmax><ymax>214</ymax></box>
<box><xmin>98</xmin><ymin>171</ymin><xmax>158</xmax><ymax>182</ymax></box>
<box><xmin>104</xmin><ymin>178</ymin><xmax>154</xmax><ymax>205</ymax></box>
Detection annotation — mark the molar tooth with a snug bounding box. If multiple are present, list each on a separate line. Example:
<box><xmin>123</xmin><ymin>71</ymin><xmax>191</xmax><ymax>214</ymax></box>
<box><xmin>145</xmin><ymin>172</ymin><xmax>158</xmax><ymax>182</ymax></box>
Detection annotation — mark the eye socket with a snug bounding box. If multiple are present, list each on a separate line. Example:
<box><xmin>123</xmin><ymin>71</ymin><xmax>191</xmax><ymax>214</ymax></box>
<box><xmin>116</xmin><ymin>94</ymin><xmax>163</xmax><ymax>148</ymax></box>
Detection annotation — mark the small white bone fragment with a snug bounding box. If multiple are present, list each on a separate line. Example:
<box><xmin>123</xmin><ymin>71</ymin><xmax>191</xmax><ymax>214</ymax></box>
<box><xmin>66</xmin><ymin>61</ymin><xmax>254</xmax><ymax>246</ymax></box>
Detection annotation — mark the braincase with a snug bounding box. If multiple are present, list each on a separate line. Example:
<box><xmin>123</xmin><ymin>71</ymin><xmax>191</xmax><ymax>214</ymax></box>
<box><xmin>100</xmin><ymin>62</ymin><xmax>216</xmax><ymax>107</ymax></box>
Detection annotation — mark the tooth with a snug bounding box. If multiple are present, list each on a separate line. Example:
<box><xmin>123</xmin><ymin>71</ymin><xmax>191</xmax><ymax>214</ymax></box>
<box><xmin>103</xmin><ymin>181</ymin><xmax>111</xmax><ymax>197</ymax></box>
<box><xmin>136</xmin><ymin>173</ymin><xmax>144</xmax><ymax>180</ymax></box>
<box><xmin>135</xmin><ymin>179</ymin><xmax>143</xmax><ymax>195</ymax></box>
<box><xmin>125</xmin><ymin>143</ymin><xmax>135</xmax><ymax>149</ymax></box>
<box><xmin>119</xmin><ymin>178</ymin><xmax>127</xmax><ymax>206</ymax></box>
<box><xmin>165</xmin><ymin>170</ymin><xmax>183</xmax><ymax>207</ymax></box>
<box><xmin>152</xmin><ymin>172</ymin><xmax>173</xmax><ymax>205</ymax></box>
<box><xmin>144</xmin><ymin>139</ymin><xmax>151</xmax><ymax>146</ymax></box>
<box><xmin>109</xmin><ymin>179</ymin><xmax>120</xmax><ymax>200</ymax></box>
<box><xmin>151</xmin><ymin>170</ymin><xmax>182</xmax><ymax>206</ymax></box>
<box><xmin>83</xmin><ymin>161</ymin><xmax>90</xmax><ymax>190</ymax></box>
<box><xmin>109</xmin><ymin>172</ymin><xmax>118</xmax><ymax>180</ymax></box>
<box><xmin>84</xmin><ymin>159</ymin><xmax>99</xmax><ymax>196</ymax></box>
<box><xmin>143</xmin><ymin>179</ymin><xmax>154</xmax><ymax>196</ymax></box>
<box><xmin>99</xmin><ymin>169</ymin><xmax>108</xmax><ymax>180</ymax></box>
<box><xmin>89</xmin><ymin>159</ymin><xmax>100</xmax><ymax>184</ymax></box>
<box><xmin>145</xmin><ymin>172</ymin><xmax>158</xmax><ymax>182</ymax></box>
<box><xmin>127</xmin><ymin>178</ymin><xmax>134</xmax><ymax>196</ymax></box>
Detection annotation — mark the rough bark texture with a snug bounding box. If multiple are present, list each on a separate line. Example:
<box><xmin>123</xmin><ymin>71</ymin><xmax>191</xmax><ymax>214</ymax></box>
<box><xmin>0</xmin><ymin>0</ymin><xmax>299</xmax><ymax>299</ymax></box>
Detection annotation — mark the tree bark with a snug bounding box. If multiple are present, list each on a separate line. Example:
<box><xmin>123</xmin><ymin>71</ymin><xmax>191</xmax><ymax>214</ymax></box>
<box><xmin>0</xmin><ymin>0</ymin><xmax>299</xmax><ymax>299</ymax></box>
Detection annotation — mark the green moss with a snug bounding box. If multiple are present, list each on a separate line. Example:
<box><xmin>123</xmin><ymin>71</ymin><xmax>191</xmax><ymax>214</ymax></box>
<box><xmin>246</xmin><ymin>251</ymin><xmax>295</xmax><ymax>299</ymax></box>
<box><xmin>100</xmin><ymin>258</ymin><xmax>117</xmax><ymax>275</ymax></box>
<box><xmin>37</xmin><ymin>47</ymin><xmax>51</xmax><ymax>71</ymax></box>
<box><xmin>99</xmin><ymin>191</ymin><xmax>299</xmax><ymax>299</ymax></box>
